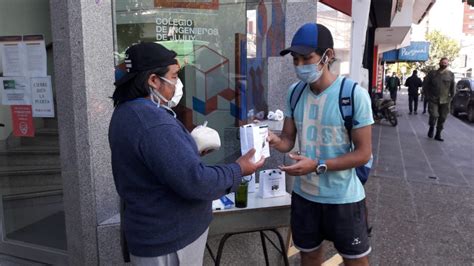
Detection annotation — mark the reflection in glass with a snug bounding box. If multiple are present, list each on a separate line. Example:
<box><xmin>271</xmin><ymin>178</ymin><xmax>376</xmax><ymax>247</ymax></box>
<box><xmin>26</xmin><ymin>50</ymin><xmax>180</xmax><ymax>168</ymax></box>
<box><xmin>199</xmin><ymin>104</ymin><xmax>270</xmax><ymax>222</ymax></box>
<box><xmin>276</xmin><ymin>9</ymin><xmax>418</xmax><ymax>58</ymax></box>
<box><xmin>114</xmin><ymin>0</ymin><xmax>287</xmax><ymax>164</ymax></box>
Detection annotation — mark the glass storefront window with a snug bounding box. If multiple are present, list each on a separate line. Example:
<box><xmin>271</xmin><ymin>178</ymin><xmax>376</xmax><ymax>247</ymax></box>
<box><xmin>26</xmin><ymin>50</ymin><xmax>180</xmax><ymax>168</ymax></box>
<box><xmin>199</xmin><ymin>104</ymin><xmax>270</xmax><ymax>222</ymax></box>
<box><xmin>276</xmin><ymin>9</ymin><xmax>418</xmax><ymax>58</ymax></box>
<box><xmin>114</xmin><ymin>0</ymin><xmax>287</xmax><ymax>164</ymax></box>
<box><xmin>317</xmin><ymin>3</ymin><xmax>352</xmax><ymax>77</ymax></box>
<box><xmin>0</xmin><ymin>0</ymin><xmax>67</xmax><ymax>263</ymax></box>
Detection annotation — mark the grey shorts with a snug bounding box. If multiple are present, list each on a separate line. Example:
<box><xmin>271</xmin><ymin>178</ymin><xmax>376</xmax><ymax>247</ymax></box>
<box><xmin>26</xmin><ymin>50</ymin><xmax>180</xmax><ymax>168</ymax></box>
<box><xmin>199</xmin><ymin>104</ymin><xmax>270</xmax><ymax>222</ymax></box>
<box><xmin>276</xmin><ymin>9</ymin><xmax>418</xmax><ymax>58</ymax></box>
<box><xmin>130</xmin><ymin>228</ymin><xmax>209</xmax><ymax>266</ymax></box>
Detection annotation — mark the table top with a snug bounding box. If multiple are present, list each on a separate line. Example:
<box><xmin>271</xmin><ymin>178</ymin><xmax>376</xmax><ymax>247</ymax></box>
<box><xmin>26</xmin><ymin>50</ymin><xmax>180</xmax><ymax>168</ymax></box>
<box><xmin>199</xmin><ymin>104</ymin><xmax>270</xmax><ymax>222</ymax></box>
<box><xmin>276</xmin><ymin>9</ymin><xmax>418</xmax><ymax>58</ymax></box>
<box><xmin>209</xmin><ymin>188</ymin><xmax>291</xmax><ymax>235</ymax></box>
<box><xmin>213</xmin><ymin>191</ymin><xmax>291</xmax><ymax>214</ymax></box>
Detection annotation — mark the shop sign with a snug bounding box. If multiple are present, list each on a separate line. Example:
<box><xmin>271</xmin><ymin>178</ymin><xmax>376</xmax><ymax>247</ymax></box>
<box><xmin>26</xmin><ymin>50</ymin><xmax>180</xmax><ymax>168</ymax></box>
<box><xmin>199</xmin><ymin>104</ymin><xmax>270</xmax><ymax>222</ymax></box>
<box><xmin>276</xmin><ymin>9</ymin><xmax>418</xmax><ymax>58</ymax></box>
<box><xmin>382</xmin><ymin>42</ymin><xmax>430</xmax><ymax>62</ymax></box>
<box><xmin>155</xmin><ymin>17</ymin><xmax>219</xmax><ymax>41</ymax></box>
<box><xmin>398</xmin><ymin>42</ymin><xmax>430</xmax><ymax>61</ymax></box>
<box><xmin>11</xmin><ymin>105</ymin><xmax>35</xmax><ymax>137</ymax></box>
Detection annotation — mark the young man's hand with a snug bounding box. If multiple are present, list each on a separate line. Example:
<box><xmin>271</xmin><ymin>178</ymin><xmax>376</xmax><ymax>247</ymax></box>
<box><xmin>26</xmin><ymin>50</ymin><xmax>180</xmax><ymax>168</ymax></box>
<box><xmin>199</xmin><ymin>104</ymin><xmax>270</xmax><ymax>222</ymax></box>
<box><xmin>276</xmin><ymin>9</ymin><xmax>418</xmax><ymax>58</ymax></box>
<box><xmin>278</xmin><ymin>153</ymin><xmax>317</xmax><ymax>176</ymax></box>
<box><xmin>267</xmin><ymin>130</ymin><xmax>282</xmax><ymax>148</ymax></box>
<box><xmin>236</xmin><ymin>148</ymin><xmax>265</xmax><ymax>176</ymax></box>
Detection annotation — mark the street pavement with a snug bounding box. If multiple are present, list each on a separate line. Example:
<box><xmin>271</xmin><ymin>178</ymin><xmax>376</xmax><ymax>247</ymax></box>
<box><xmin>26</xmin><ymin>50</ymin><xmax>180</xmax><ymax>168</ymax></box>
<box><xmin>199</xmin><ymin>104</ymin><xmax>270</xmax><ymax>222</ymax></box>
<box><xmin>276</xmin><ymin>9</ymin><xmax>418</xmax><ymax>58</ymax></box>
<box><xmin>366</xmin><ymin>88</ymin><xmax>474</xmax><ymax>265</ymax></box>
<box><xmin>290</xmin><ymin>88</ymin><xmax>474</xmax><ymax>265</ymax></box>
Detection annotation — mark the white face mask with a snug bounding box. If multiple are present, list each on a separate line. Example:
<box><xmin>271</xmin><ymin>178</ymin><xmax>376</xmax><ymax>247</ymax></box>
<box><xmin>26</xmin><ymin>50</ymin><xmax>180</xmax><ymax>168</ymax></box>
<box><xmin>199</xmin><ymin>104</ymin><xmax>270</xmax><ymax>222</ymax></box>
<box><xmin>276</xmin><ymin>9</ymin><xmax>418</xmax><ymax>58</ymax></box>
<box><xmin>149</xmin><ymin>77</ymin><xmax>183</xmax><ymax>108</ymax></box>
<box><xmin>169</xmin><ymin>78</ymin><xmax>183</xmax><ymax>108</ymax></box>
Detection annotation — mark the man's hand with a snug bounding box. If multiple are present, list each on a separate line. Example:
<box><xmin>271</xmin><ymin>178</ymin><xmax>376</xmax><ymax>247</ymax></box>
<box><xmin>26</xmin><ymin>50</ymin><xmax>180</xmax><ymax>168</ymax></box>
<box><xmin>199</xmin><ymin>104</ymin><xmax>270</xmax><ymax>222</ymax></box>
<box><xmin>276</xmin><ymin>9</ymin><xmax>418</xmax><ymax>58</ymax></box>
<box><xmin>278</xmin><ymin>153</ymin><xmax>316</xmax><ymax>176</ymax></box>
<box><xmin>267</xmin><ymin>130</ymin><xmax>282</xmax><ymax>148</ymax></box>
<box><xmin>236</xmin><ymin>148</ymin><xmax>265</xmax><ymax>176</ymax></box>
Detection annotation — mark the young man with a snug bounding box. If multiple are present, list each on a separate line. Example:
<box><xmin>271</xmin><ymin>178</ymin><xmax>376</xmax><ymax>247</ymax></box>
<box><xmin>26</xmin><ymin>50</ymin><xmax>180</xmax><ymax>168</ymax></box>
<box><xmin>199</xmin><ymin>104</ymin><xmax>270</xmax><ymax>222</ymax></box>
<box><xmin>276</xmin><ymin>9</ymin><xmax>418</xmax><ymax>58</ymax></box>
<box><xmin>422</xmin><ymin>57</ymin><xmax>455</xmax><ymax>141</ymax></box>
<box><xmin>268</xmin><ymin>23</ymin><xmax>373</xmax><ymax>266</ymax></box>
<box><xmin>405</xmin><ymin>70</ymin><xmax>423</xmax><ymax>114</ymax></box>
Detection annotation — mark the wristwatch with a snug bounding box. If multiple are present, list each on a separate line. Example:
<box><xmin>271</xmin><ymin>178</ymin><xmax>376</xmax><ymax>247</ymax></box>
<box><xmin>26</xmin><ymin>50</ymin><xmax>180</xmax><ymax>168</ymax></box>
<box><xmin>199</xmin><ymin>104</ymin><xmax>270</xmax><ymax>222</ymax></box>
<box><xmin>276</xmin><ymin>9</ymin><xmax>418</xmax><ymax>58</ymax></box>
<box><xmin>315</xmin><ymin>159</ymin><xmax>327</xmax><ymax>175</ymax></box>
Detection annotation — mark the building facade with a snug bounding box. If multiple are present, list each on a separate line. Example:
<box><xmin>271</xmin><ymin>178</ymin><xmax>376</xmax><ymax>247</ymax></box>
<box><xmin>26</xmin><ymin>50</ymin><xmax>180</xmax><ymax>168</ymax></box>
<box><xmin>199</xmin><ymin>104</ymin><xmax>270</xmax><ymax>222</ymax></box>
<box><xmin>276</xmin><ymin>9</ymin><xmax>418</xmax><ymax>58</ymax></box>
<box><xmin>463</xmin><ymin>2</ymin><xmax>474</xmax><ymax>35</ymax></box>
<box><xmin>2</xmin><ymin>0</ymin><xmax>428</xmax><ymax>265</ymax></box>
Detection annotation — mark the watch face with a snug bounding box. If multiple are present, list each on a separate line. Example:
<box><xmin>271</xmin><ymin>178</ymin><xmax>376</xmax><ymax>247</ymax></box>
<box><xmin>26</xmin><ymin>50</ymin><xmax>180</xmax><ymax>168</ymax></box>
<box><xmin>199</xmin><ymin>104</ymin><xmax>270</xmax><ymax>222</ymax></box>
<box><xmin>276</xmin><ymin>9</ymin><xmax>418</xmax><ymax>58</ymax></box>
<box><xmin>317</xmin><ymin>164</ymin><xmax>327</xmax><ymax>174</ymax></box>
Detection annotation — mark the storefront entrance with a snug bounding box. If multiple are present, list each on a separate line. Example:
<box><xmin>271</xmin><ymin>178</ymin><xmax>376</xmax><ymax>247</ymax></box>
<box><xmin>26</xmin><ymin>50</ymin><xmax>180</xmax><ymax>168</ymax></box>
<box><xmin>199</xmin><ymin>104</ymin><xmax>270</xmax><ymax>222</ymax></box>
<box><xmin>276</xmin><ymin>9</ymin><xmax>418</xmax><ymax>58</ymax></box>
<box><xmin>0</xmin><ymin>0</ymin><xmax>67</xmax><ymax>264</ymax></box>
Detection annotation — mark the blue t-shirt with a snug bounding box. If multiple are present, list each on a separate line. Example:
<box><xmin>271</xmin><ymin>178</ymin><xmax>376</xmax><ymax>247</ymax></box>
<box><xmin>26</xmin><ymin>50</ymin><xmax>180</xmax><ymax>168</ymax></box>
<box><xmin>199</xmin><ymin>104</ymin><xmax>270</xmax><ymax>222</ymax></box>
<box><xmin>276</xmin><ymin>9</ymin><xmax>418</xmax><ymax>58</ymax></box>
<box><xmin>284</xmin><ymin>76</ymin><xmax>374</xmax><ymax>204</ymax></box>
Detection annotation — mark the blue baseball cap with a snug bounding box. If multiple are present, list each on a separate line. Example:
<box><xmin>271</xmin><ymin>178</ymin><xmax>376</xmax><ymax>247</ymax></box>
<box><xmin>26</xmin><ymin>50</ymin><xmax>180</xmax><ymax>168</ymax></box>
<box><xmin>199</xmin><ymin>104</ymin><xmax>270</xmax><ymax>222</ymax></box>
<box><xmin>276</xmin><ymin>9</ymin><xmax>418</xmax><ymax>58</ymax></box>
<box><xmin>280</xmin><ymin>23</ymin><xmax>334</xmax><ymax>56</ymax></box>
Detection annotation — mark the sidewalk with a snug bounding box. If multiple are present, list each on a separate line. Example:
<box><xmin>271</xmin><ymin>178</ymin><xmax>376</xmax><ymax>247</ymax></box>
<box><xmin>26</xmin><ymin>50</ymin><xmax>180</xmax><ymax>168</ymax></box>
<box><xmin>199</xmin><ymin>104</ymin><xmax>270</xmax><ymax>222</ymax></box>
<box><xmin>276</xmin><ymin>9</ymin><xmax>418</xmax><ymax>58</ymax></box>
<box><xmin>366</xmin><ymin>88</ymin><xmax>474</xmax><ymax>265</ymax></box>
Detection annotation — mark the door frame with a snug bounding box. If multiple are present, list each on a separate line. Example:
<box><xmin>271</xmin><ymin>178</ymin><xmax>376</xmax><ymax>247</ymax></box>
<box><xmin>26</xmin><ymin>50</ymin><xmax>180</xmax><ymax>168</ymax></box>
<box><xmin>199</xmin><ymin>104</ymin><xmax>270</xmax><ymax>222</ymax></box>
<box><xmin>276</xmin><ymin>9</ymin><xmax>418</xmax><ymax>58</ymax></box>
<box><xmin>0</xmin><ymin>191</ymin><xmax>68</xmax><ymax>264</ymax></box>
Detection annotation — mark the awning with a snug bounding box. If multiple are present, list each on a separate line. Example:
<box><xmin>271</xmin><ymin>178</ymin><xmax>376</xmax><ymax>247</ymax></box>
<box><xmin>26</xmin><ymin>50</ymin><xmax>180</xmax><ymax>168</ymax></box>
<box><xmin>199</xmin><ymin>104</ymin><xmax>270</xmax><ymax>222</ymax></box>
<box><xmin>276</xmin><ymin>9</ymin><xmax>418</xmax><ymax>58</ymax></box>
<box><xmin>382</xmin><ymin>41</ymin><xmax>430</xmax><ymax>62</ymax></box>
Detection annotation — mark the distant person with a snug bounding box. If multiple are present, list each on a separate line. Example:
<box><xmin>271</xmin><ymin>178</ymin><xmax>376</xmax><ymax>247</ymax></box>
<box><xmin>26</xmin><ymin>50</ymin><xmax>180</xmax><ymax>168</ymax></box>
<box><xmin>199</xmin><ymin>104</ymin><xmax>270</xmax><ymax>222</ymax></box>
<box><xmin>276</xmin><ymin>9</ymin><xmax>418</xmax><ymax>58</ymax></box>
<box><xmin>405</xmin><ymin>70</ymin><xmax>423</xmax><ymax>114</ymax></box>
<box><xmin>386</xmin><ymin>72</ymin><xmax>401</xmax><ymax>104</ymax></box>
<box><xmin>422</xmin><ymin>57</ymin><xmax>455</xmax><ymax>141</ymax></box>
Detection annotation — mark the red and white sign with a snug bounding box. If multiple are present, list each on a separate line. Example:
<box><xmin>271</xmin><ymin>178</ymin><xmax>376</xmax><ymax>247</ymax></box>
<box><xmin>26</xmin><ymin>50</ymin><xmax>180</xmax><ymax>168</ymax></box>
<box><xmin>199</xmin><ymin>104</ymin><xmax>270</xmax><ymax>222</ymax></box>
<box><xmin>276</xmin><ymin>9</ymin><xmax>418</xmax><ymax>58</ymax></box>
<box><xmin>11</xmin><ymin>105</ymin><xmax>35</xmax><ymax>137</ymax></box>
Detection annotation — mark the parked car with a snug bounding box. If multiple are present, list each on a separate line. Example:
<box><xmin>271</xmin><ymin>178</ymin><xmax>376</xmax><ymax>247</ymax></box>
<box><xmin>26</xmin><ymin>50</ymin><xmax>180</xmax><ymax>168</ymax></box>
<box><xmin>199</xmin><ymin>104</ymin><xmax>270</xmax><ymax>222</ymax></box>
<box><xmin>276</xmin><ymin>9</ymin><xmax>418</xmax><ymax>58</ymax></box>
<box><xmin>451</xmin><ymin>78</ymin><xmax>474</xmax><ymax>122</ymax></box>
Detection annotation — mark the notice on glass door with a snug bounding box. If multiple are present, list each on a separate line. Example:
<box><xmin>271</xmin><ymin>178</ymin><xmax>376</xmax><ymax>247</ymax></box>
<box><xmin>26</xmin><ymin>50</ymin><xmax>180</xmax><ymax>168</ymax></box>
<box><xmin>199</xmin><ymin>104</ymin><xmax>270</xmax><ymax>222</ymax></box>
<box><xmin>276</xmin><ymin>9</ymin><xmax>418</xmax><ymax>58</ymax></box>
<box><xmin>0</xmin><ymin>35</ymin><xmax>47</xmax><ymax>77</ymax></box>
<box><xmin>11</xmin><ymin>105</ymin><xmax>35</xmax><ymax>137</ymax></box>
<box><xmin>0</xmin><ymin>36</ymin><xmax>24</xmax><ymax>77</ymax></box>
<box><xmin>0</xmin><ymin>77</ymin><xmax>31</xmax><ymax>105</ymax></box>
<box><xmin>24</xmin><ymin>35</ymin><xmax>47</xmax><ymax>77</ymax></box>
<box><xmin>31</xmin><ymin>76</ymin><xmax>54</xmax><ymax>117</ymax></box>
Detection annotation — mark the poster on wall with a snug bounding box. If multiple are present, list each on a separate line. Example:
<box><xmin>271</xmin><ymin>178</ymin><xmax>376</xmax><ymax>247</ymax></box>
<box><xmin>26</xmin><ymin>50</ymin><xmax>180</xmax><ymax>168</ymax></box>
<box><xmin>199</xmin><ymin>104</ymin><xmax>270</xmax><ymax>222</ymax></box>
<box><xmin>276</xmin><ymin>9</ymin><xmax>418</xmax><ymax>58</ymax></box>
<box><xmin>24</xmin><ymin>35</ymin><xmax>47</xmax><ymax>77</ymax></box>
<box><xmin>31</xmin><ymin>76</ymin><xmax>54</xmax><ymax>117</ymax></box>
<box><xmin>0</xmin><ymin>76</ymin><xmax>31</xmax><ymax>105</ymax></box>
<box><xmin>0</xmin><ymin>35</ymin><xmax>47</xmax><ymax>78</ymax></box>
<box><xmin>11</xmin><ymin>105</ymin><xmax>35</xmax><ymax>137</ymax></box>
<box><xmin>0</xmin><ymin>35</ymin><xmax>24</xmax><ymax>77</ymax></box>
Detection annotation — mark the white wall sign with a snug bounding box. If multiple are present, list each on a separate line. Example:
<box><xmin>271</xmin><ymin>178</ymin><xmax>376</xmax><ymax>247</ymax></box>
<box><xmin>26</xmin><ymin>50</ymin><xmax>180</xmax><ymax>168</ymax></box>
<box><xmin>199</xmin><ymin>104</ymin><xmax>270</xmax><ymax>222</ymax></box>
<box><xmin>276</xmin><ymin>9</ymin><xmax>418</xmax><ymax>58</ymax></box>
<box><xmin>24</xmin><ymin>37</ymin><xmax>47</xmax><ymax>77</ymax></box>
<box><xmin>0</xmin><ymin>77</ymin><xmax>31</xmax><ymax>105</ymax></box>
<box><xmin>0</xmin><ymin>37</ymin><xmax>24</xmax><ymax>77</ymax></box>
<box><xmin>31</xmin><ymin>76</ymin><xmax>54</xmax><ymax>117</ymax></box>
<box><xmin>0</xmin><ymin>35</ymin><xmax>47</xmax><ymax>78</ymax></box>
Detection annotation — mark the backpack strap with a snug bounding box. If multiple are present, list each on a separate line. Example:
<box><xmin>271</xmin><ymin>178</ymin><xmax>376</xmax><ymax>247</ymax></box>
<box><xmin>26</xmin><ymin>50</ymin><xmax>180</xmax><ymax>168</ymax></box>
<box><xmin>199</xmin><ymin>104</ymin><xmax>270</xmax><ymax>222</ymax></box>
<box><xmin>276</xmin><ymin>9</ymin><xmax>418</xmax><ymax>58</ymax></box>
<box><xmin>339</xmin><ymin>77</ymin><xmax>358</xmax><ymax>144</ymax></box>
<box><xmin>289</xmin><ymin>81</ymin><xmax>307</xmax><ymax>119</ymax></box>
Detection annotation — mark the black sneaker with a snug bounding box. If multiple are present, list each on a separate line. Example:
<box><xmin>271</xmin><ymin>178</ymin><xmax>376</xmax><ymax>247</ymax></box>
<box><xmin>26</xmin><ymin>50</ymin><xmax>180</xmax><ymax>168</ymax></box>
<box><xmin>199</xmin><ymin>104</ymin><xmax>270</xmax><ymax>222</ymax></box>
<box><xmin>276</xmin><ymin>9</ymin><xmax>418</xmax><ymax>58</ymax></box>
<box><xmin>414</xmin><ymin>112</ymin><xmax>418</xmax><ymax>115</ymax></box>
<box><xmin>409</xmin><ymin>112</ymin><xmax>412</xmax><ymax>115</ymax></box>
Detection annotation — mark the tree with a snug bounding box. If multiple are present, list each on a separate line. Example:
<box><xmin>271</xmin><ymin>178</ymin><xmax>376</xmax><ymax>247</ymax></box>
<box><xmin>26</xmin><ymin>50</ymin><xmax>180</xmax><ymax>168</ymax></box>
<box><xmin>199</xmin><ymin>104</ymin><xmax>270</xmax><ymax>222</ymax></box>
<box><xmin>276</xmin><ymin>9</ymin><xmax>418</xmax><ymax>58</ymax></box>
<box><xmin>419</xmin><ymin>30</ymin><xmax>460</xmax><ymax>74</ymax></box>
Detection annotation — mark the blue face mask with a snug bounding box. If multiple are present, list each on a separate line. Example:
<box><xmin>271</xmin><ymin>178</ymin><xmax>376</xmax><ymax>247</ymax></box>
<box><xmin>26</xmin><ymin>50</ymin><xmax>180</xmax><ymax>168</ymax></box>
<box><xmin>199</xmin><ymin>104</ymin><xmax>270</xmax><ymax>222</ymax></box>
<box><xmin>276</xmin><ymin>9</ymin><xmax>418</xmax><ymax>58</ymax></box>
<box><xmin>294</xmin><ymin>51</ymin><xmax>327</xmax><ymax>84</ymax></box>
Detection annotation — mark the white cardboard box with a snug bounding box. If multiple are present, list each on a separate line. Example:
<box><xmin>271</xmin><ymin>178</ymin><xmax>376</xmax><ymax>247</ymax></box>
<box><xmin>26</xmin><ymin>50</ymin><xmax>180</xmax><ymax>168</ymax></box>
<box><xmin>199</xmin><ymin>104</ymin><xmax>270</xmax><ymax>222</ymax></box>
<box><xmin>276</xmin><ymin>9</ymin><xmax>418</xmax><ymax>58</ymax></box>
<box><xmin>240</xmin><ymin>124</ymin><xmax>270</xmax><ymax>162</ymax></box>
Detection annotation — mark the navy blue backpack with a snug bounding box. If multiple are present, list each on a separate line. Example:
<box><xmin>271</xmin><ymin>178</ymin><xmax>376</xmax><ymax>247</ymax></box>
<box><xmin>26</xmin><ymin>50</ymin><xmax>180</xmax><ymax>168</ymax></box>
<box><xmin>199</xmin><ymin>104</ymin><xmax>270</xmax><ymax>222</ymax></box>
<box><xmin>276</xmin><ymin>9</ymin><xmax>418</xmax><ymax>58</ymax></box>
<box><xmin>289</xmin><ymin>77</ymin><xmax>373</xmax><ymax>185</ymax></box>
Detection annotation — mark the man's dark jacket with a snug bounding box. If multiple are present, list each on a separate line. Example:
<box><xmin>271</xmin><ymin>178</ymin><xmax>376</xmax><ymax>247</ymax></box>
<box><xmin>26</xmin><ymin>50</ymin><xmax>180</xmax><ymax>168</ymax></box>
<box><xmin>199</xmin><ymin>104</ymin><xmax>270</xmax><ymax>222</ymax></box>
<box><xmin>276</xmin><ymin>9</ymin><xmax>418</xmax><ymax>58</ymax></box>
<box><xmin>405</xmin><ymin>75</ymin><xmax>423</xmax><ymax>96</ymax></box>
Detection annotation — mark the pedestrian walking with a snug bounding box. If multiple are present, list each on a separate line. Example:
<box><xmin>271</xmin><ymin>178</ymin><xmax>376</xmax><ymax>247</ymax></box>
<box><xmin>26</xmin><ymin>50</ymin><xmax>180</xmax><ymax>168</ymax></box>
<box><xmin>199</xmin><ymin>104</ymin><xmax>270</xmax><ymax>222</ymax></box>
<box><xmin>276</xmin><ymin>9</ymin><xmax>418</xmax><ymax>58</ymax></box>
<box><xmin>422</xmin><ymin>57</ymin><xmax>455</xmax><ymax>141</ymax></box>
<box><xmin>387</xmin><ymin>72</ymin><xmax>401</xmax><ymax>104</ymax></box>
<box><xmin>421</xmin><ymin>77</ymin><xmax>429</xmax><ymax>114</ymax></box>
<box><xmin>268</xmin><ymin>23</ymin><xmax>373</xmax><ymax>266</ymax></box>
<box><xmin>405</xmin><ymin>70</ymin><xmax>423</xmax><ymax>114</ymax></box>
<box><xmin>108</xmin><ymin>42</ymin><xmax>265</xmax><ymax>265</ymax></box>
